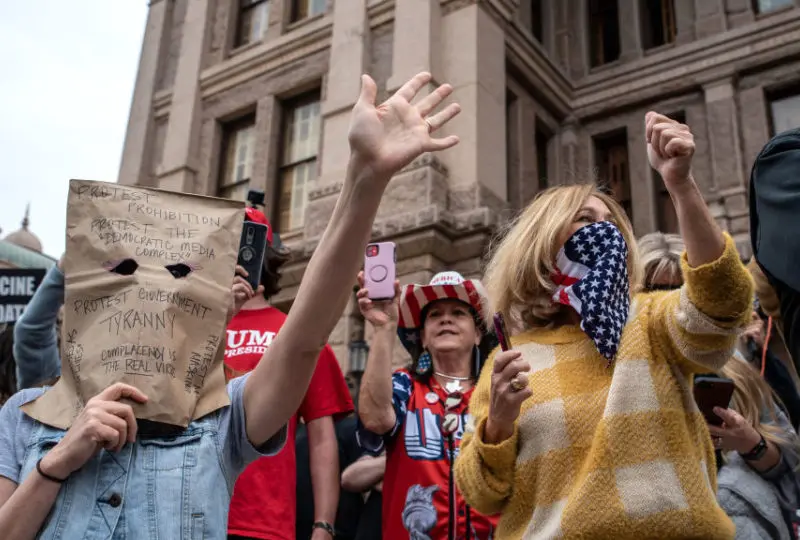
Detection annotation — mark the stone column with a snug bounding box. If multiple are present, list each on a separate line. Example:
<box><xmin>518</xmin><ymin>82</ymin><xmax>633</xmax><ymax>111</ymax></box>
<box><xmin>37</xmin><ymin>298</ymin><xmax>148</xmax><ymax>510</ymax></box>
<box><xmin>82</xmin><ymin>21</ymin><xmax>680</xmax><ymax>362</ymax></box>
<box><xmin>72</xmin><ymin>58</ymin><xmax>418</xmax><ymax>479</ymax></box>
<box><xmin>386</xmin><ymin>0</ymin><xmax>442</xmax><ymax>92</ymax></box>
<box><xmin>674</xmin><ymin>0</ymin><xmax>696</xmax><ymax>44</ymax></box>
<box><xmin>693</xmin><ymin>0</ymin><xmax>727</xmax><ymax>39</ymax></box>
<box><xmin>518</xmin><ymin>0</ymin><xmax>534</xmax><ymax>38</ymax></box>
<box><xmin>520</xmin><ymin>100</ymin><xmax>540</xmax><ymax>206</ymax></box>
<box><xmin>559</xmin><ymin>117</ymin><xmax>580</xmax><ymax>184</ymax></box>
<box><xmin>439</xmin><ymin>4</ymin><xmax>506</xmax><ymax>199</ymax></box>
<box><xmin>703</xmin><ymin>77</ymin><xmax>750</xmax><ymax>252</ymax></box>
<box><xmin>252</xmin><ymin>96</ymin><xmax>281</xmax><ymax>204</ymax></box>
<box><xmin>118</xmin><ymin>0</ymin><xmax>171</xmax><ymax>186</ymax></box>
<box><xmin>266</xmin><ymin>0</ymin><xmax>289</xmax><ymax>41</ymax></box>
<box><xmin>626</xmin><ymin>115</ymin><xmax>656</xmax><ymax>234</ymax></box>
<box><xmin>506</xmin><ymin>94</ymin><xmax>522</xmax><ymax>211</ymax></box>
<box><xmin>302</xmin><ymin>0</ymin><xmax>369</xmax><ymax>240</ymax></box>
<box><xmin>618</xmin><ymin>0</ymin><xmax>643</xmax><ymax>62</ymax></box>
<box><xmin>157</xmin><ymin>0</ymin><xmax>213</xmax><ymax>193</ymax></box>
<box><xmin>554</xmin><ymin>0</ymin><xmax>587</xmax><ymax>79</ymax></box>
<box><xmin>738</xmin><ymin>86</ymin><xmax>771</xmax><ymax>180</ymax></box>
<box><xmin>725</xmin><ymin>0</ymin><xmax>755</xmax><ymax>29</ymax></box>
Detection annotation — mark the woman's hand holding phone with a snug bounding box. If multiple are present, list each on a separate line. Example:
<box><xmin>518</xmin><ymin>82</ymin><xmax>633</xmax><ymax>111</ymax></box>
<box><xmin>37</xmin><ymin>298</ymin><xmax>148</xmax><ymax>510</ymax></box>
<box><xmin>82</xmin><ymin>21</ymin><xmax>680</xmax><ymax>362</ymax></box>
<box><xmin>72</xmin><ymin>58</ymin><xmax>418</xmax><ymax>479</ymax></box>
<box><xmin>484</xmin><ymin>313</ymin><xmax>532</xmax><ymax>444</ymax></box>
<box><xmin>707</xmin><ymin>407</ymin><xmax>763</xmax><ymax>453</ymax></box>
<box><xmin>356</xmin><ymin>271</ymin><xmax>400</xmax><ymax>329</ymax></box>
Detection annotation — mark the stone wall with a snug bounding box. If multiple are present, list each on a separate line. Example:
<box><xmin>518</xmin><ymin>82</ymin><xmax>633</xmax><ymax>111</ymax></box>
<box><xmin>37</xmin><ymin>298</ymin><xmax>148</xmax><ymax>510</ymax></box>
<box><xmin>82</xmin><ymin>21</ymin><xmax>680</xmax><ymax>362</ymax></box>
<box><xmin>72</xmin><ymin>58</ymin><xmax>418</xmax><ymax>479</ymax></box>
<box><xmin>119</xmin><ymin>0</ymin><xmax>800</xmax><ymax>372</ymax></box>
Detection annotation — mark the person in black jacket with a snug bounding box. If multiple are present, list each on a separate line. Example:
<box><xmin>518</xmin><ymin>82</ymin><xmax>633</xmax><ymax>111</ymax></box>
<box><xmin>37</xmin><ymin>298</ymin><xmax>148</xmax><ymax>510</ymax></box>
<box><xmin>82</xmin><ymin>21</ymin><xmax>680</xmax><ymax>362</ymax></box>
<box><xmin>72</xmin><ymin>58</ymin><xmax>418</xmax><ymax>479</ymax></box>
<box><xmin>750</xmin><ymin>127</ymin><xmax>800</xmax><ymax>376</ymax></box>
<box><xmin>739</xmin><ymin>306</ymin><xmax>800</xmax><ymax>431</ymax></box>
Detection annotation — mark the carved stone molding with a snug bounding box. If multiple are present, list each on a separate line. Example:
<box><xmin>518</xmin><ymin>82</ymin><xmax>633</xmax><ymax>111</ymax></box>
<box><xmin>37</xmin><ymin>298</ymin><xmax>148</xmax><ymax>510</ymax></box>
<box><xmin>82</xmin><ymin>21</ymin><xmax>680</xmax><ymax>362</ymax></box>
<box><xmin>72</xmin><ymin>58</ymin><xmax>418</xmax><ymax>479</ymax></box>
<box><xmin>308</xmin><ymin>181</ymin><xmax>343</xmax><ymax>201</ymax></box>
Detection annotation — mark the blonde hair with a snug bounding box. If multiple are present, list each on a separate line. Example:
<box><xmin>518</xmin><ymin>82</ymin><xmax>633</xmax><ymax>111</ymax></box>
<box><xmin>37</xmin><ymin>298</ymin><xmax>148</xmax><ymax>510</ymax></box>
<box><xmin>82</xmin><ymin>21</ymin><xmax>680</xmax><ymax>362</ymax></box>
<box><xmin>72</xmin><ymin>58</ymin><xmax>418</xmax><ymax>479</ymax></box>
<box><xmin>484</xmin><ymin>184</ymin><xmax>641</xmax><ymax>331</ymax></box>
<box><xmin>720</xmin><ymin>356</ymin><xmax>799</xmax><ymax>453</ymax></box>
<box><xmin>639</xmin><ymin>232</ymin><xmax>684</xmax><ymax>289</ymax></box>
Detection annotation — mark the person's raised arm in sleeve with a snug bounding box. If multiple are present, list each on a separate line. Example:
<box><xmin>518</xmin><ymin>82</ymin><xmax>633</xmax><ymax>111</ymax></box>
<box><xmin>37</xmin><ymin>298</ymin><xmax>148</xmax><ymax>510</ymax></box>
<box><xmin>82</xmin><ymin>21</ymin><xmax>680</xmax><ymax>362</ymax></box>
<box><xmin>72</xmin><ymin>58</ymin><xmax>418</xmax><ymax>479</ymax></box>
<box><xmin>14</xmin><ymin>260</ymin><xmax>65</xmax><ymax>389</ymax></box>
<box><xmin>644</xmin><ymin>113</ymin><xmax>753</xmax><ymax>374</ymax></box>
<box><xmin>242</xmin><ymin>72</ymin><xmax>461</xmax><ymax>447</ymax></box>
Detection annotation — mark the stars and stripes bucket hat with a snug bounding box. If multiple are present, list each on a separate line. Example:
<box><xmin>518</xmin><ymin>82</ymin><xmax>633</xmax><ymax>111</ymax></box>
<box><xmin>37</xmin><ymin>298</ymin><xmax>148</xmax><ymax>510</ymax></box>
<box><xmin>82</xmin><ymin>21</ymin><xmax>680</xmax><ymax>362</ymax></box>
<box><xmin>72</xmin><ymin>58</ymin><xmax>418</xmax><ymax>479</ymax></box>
<box><xmin>396</xmin><ymin>271</ymin><xmax>490</xmax><ymax>355</ymax></box>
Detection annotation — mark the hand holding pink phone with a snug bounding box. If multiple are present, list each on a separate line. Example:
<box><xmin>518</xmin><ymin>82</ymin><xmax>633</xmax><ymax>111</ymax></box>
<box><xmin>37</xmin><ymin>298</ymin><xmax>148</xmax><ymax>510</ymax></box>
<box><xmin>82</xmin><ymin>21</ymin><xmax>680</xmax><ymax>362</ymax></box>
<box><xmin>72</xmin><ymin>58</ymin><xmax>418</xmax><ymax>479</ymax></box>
<box><xmin>364</xmin><ymin>242</ymin><xmax>397</xmax><ymax>300</ymax></box>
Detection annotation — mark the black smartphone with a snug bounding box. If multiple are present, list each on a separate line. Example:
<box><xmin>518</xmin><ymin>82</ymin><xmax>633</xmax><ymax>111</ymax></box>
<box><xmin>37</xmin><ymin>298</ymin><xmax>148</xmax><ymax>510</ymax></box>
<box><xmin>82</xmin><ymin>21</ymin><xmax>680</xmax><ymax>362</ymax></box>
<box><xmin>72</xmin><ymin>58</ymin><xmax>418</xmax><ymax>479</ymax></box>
<box><xmin>237</xmin><ymin>221</ymin><xmax>268</xmax><ymax>290</ymax></box>
<box><xmin>693</xmin><ymin>376</ymin><xmax>736</xmax><ymax>427</ymax></box>
<box><xmin>247</xmin><ymin>189</ymin><xmax>266</xmax><ymax>208</ymax></box>
<box><xmin>493</xmin><ymin>312</ymin><xmax>512</xmax><ymax>351</ymax></box>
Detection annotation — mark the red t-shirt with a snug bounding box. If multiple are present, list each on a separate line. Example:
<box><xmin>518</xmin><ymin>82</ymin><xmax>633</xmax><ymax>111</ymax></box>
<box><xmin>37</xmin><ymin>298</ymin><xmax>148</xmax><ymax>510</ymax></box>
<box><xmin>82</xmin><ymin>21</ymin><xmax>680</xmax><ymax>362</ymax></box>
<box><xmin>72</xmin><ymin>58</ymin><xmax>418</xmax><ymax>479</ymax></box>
<box><xmin>359</xmin><ymin>369</ymin><xmax>499</xmax><ymax>540</ymax></box>
<box><xmin>224</xmin><ymin>306</ymin><xmax>354</xmax><ymax>540</ymax></box>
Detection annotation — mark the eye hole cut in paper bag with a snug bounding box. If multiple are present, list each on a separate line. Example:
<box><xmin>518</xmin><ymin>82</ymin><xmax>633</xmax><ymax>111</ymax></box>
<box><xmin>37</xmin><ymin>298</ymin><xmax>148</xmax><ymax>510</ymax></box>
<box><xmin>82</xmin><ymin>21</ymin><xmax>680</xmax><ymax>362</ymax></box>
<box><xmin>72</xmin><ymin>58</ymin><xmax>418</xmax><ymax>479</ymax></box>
<box><xmin>22</xmin><ymin>180</ymin><xmax>244</xmax><ymax>430</ymax></box>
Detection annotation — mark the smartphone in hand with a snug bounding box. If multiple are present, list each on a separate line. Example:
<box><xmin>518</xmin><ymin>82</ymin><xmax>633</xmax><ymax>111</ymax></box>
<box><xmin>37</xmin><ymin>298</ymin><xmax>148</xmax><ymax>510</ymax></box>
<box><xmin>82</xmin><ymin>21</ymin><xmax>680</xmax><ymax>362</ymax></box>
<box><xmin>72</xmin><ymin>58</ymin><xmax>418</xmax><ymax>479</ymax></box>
<box><xmin>237</xmin><ymin>222</ymin><xmax>268</xmax><ymax>290</ymax></box>
<box><xmin>364</xmin><ymin>242</ymin><xmax>396</xmax><ymax>300</ymax></box>
<box><xmin>693</xmin><ymin>376</ymin><xmax>736</xmax><ymax>426</ymax></box>
<box><xmin>494</xmin><ymin>312</ymin><xmax>512</xmax><ymax>351</ymax></box>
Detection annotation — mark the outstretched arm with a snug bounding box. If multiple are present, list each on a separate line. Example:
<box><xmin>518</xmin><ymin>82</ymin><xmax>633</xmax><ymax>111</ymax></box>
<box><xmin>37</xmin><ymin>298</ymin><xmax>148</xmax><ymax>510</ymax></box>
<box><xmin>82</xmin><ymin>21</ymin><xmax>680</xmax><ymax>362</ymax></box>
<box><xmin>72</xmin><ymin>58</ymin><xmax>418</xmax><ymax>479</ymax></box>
<box><xmin>645</xmin><ymin>113</ymin><xmax>753</xmax><ymax>374</ymax></box>
<box><xmin>356</xmin><ymin>276</ymin><xmax>401</xmax><ymax>434</ymax></box>
<box><xmin>14</xmin><ymin>263</ymin><xmax>64</xmax><ymax>389</ymax></box>
<box><xmin>243</xmin><ymin>73</ymin><xmax>461</xmax><ymax>446</ymax></box>
<box><xmin>341</xmin><ymin>455</ymin><xmax>386</xmax><ymax>493</ymax></box>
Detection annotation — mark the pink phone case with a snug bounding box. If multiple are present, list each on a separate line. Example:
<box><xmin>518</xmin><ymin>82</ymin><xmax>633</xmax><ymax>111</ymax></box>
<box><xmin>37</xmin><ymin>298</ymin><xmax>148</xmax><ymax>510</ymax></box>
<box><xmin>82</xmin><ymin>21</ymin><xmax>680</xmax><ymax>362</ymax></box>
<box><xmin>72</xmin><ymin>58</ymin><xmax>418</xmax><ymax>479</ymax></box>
<box><xmin>364</xmin><ymin>242</ymin><xmax>396</xmax><ymax>300</ymax></box>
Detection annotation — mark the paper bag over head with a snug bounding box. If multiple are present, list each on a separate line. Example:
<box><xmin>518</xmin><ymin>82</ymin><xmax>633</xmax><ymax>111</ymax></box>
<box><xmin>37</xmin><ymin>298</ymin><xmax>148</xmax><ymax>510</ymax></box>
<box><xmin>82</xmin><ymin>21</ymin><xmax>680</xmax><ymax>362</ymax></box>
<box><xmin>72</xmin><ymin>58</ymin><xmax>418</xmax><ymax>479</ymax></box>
<box><xmin>22</xmin><ymin>180</ymin><xmax>244</xmax><ymax>429</ymax></box>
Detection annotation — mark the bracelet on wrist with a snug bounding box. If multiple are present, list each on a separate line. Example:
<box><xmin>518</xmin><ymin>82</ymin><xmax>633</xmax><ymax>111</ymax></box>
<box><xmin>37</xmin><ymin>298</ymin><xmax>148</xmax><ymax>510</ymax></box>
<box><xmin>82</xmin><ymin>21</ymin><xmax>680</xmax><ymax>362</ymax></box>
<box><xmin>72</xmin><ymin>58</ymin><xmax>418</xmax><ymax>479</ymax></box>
<box><xmin>739</xmin><ymin>434</ymin><xmax>768</xmax><ymax>461</ymax></box>
<box><xmin>312</xmin><ymin>521</ymin><xmax>335</xmax><ymax>538</ymax></box>
<box><xmin>36</xmin><ymin>458</ymin><xmax>68</xmax><ymax>484</ymax></box>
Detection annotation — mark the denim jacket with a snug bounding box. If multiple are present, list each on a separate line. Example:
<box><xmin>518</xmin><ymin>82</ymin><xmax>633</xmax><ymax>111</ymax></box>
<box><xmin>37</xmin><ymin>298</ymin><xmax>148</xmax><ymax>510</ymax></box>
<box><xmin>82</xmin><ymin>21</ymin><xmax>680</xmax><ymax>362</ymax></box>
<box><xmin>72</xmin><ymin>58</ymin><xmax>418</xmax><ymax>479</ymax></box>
<box><xmin>6</xmin><ymin>267</ymin><xmax>288</xmax><ymax>537</ymax></box>
<box><xmin>0</xmin><ymin>377</ymin><xmax>285</xmax><ymax>539</ymax></box>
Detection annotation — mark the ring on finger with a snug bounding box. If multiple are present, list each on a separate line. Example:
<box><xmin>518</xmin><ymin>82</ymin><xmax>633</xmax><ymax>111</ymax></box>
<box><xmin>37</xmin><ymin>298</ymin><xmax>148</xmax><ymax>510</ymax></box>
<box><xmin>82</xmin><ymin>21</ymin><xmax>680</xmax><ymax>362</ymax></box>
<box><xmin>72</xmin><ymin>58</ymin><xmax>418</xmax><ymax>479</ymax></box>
<box><xmin>509</xmin><ymin>375</ymin><xmax>526</xmax><ymax>392</ymax></box>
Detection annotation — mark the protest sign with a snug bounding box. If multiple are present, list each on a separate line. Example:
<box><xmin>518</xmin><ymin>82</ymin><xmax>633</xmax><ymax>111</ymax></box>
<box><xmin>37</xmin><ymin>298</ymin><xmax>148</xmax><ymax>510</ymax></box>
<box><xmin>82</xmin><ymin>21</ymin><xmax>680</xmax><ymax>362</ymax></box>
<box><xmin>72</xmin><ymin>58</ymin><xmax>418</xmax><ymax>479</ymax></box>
<box><xmin>0</xmin><ymin>269</ymin><xmax>46</xmax><ymax>323</ymax></box>
<box><xmin>23</xmin><ymin>179</ymin><xmax>244</xmax><ymax>429</ymax></box>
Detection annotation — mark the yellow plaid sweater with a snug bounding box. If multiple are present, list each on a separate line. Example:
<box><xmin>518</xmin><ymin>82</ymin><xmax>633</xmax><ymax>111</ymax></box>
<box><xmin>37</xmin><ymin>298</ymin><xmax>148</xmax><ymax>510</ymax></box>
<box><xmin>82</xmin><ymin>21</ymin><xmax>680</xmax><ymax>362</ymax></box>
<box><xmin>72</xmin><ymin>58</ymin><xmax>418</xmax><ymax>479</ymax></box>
<box><xmin>455</xmin><ymin>235</ymin><xmax>753</xmax><ymax>539</ymax></box>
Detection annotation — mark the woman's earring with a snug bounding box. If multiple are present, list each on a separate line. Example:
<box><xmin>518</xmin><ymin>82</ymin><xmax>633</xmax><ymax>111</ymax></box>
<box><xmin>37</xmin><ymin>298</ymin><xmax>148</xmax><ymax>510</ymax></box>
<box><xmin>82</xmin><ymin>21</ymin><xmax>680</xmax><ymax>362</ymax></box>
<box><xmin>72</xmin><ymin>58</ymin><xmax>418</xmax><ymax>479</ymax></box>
<box><xmin>416</xmin><ymin>349</ymin><xmax>432</xmax><ymax>375</ymax></box>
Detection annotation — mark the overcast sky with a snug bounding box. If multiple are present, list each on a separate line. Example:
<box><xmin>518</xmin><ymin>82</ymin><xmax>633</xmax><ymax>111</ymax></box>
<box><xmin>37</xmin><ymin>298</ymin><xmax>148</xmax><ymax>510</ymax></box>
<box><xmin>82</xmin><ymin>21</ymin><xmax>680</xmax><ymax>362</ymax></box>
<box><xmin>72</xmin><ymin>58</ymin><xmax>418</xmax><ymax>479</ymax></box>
<box><xmin>0</xmin><ymin>1</ymin><xmax>148</xmax><ymax>258</ymax></box>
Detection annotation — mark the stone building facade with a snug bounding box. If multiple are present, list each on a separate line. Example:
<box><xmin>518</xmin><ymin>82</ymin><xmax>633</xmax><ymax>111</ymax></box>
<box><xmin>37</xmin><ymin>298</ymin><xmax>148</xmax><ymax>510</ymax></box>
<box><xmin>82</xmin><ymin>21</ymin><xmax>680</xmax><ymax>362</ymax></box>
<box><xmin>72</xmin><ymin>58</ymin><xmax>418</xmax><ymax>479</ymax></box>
<box><xmin>118</xmin><ymin>0</ymin><xmax>800</xmax><ymax>374</ymax></box>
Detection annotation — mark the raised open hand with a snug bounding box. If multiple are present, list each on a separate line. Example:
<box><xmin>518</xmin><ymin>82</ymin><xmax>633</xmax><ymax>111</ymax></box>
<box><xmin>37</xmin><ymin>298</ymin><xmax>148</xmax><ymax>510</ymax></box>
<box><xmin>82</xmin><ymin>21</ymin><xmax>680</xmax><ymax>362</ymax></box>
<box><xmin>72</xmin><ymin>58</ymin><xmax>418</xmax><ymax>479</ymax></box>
<box><xmin>348</xmin><ymin>72</ymin><xmax>461</xmax><ymax>178</ymax></box>
<box><xmin>646</xmin><ymin>112</ymin><xmax>695</xmax><ymax>189</ymax></box>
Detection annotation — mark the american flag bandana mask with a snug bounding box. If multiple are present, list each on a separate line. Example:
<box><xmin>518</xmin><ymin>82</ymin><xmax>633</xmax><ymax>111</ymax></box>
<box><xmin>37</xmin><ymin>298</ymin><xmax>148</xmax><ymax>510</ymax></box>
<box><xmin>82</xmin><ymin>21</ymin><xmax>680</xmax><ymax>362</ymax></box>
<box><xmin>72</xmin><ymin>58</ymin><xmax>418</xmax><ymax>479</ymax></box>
<box><xmin>551</xmin><ymin>221</ymin><xmax>630</xmax><ymax>365</ymax></box>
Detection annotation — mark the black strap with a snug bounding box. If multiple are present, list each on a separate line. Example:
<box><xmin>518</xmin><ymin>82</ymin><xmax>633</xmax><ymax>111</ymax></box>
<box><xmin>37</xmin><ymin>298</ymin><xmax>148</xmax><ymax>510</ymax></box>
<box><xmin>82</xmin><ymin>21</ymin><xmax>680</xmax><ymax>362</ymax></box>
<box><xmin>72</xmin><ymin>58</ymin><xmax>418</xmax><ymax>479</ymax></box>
<box><xmin>739</xmin><ymin>434</ymin><xmax>768</xmax><ymax>461</ymax></box>
<box><xmin>465</xmin><ymin>504</ymin><xmax>473</xmax><ymax>540</ymax></box>
<box><xmin>312</xmin><ymin>521</ymin><xmax>335</xmax><ymax>538</ymax></box>
<box><xmin>36</xmin><ymin>458</ymin><xmax>67</xmax><ymax>484</ymax></box>
<box><xmin>447</xmin><ymin>434</ymin><xmax>456</xmax><ymax>540</ymax></box>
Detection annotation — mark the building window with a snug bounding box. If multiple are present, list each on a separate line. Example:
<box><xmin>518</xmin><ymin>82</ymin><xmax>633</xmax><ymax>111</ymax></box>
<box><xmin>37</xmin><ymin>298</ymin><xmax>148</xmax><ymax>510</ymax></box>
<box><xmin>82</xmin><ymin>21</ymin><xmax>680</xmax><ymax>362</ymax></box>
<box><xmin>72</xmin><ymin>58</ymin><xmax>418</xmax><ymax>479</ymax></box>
<box><xmin>278</xmin><ymin>93</ymin><xmax>321</xmax><ymax>232</ymax></box>
<box><xmin>291</xmin><ymin>0</ymin><xmax>327</xmax><ymax>23</ymax></box>
<box><xmin>535</xmin><ymin>126</ymin><xmax>550</xmax><ymax>191</ymax></box>
<box><xmin>641</xmin><ymin>0</ymin><xmax>676</xmax><ymax>49</ymax></box>
<box><xmin>235</xmin><ymin>0</ymin><xmax>270</xmax><ymax>48</ymax></box>
<box><xmin>770</xmin><ymin>92</ymin><xmax>800</xmax><ymax>135</ymax></box>
<box><xmin>753</xmin><ymin>0</ymin><xmax>794</xmax><ymax>14</ymax></box>
<box><xmin>530</xmin><ymin>0</ymin><xmax>544</xmax><ymax>42</ymax></box>
<box><xmin>594</xmin><ymin>130</ymin><xmax>632</xmax><ymax>221</ymax></box>
<box><xmin>588</xmin><ymin>0</ymin><xmax>621</xmax><ymax>67</ymax></box>
<box><xmin>218</xmin><ymin>116</ymin><xmax>256</xmax><ymax>201</ymax></box>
